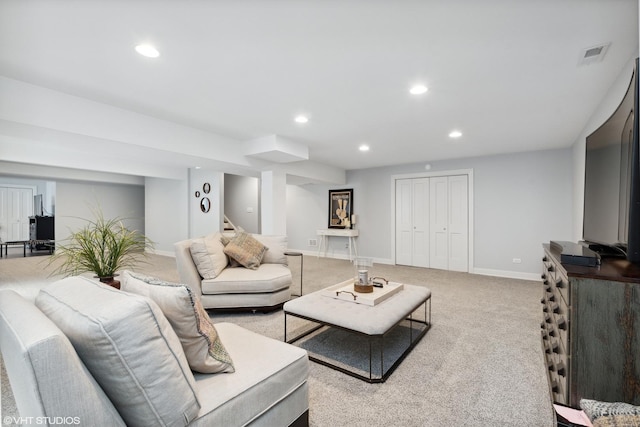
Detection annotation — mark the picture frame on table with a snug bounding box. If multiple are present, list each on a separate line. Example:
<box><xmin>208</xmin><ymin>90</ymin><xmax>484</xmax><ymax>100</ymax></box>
<box><xmin>328</xmin><ymin>189</ymin><xmax>353</xmax><ymax>229</ymax></box>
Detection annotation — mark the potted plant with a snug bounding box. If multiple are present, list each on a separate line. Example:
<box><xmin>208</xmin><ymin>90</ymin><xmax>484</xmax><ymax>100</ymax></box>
<box><xmin>49</xmin><ymin>209</ymin><xmax>153</xmax><ymax>289</ymax></box>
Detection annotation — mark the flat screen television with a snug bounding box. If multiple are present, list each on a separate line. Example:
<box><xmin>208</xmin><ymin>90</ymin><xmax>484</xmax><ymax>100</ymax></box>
<box><xmin>583</xmin><ymin>58</ymin><xmax>640</xmax><ymax>263</ymax></box>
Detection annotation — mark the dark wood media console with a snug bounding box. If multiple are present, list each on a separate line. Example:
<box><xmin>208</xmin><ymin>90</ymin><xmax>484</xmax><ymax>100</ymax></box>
<box><xmin>541</xmin><ymin>243</ymin><xmax>640</xmax><ymax>408</ymax></box>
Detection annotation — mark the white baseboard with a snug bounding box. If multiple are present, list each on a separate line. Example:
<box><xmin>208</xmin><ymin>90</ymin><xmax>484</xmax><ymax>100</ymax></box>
<box><xmin>291</xmin><ymin>250</ymin><xmax>353</xmax><ymax>260</ymax></box>
<box><xmin>159</xmin><ymin>245</ymin><xmax>539</xmax><ymax>281</ymax></box>
<box><xmin>472</xmin><ymin>268</ymin><xmax>540</xmax><ymax>281</ymax></box>
<box><xmin>286</xmin><ymin>249</ymin><xmax>393</xmax><ymax>265</ymax></box>
<box><xmin>147</xmin><ymin>249</ymin><xmax>175</xmax><ymax>258</ymax></box>
<box><xmin>289</xmin><ymin>248</ymin><xmax>352</xmax><ymax>259</ymax></box>
<box><xmin>371</xmin><ymin>257</ymin><xmax>394</xmax><ymax>265</ymax></box>
<box><xmin>287</xmin><ymin>249</ymin><xmax>321</xmax><ymax>257</ymax></box>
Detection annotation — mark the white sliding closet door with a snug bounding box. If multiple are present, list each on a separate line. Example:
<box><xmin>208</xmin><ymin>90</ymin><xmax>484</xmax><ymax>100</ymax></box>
<box><xmin>429</xmin><ymin>177</ymin><xmax>449</xmax><ymax>270</ymax></box>
<box><xmin>448</xmin><ymin>175</ymin><xmax>469</xmax><ymax>272</ymax></box>
<box><xmin>429</xmin><ymin>175</ymin><xmax>469</xmax><ymax>272</ymax></box>
<box><xmin>395</xmin><ymin>178</ymin><xmax>429</xmax><ymax>267</ymax></box>
<box><xmin>396</xmin><ymin>179</ymin><xmax>413</xmax><ymax>265</ymax></box>
<box><xmin>3</xmin><ymin>187</ymin><xmax>33</xmax><ymax>241</ymax></box>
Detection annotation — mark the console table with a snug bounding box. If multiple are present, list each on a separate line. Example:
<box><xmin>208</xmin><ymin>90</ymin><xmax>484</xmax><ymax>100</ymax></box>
<box><xmin>317</xmin><ymin>229</ymin><xmax>359</xmax><ymax>261</ymax></box>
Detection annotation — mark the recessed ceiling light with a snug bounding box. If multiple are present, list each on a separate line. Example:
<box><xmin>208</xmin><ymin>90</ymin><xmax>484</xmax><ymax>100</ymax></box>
<box><xmin>449</xmin><ymin>130</ymin><xmax>463</xmax><ymax>138</ymax></box>
<box><xmin>359</xmin><ymin>144</ymin><xmax>370</xmax><ymax>152</ymax></box>
<box><xmin>409</xmin><ymin>84</ymin><xmax>428</xmax><ymax>95</ymax></box>
<box><xmin>294</xmin><ymin>115</ymin><xmax>309</xmax><ymax>124</ymax></box>
<box><xmin>135</xmin><ymin>44</ymin><xmax>160</xmax><ymax>58</ymax></box>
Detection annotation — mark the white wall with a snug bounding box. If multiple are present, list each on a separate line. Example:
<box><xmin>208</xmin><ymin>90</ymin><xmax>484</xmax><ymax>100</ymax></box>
<box><xmin>224</xmin><ymin>174</ymin><xmax>259</xmax><ymax>233</ymax></box>
<box><xmin>145</xmin><ymin>177</ymin><xmax>188</xmax><ymax>256</ymax></box>
<box><xmin>189</xmin><ymin>169</ymin><xmax>224</xmax><ymax>238</ymax></box>
<box><xmin>287</xmin><ymin>148</ymin><xmax>573</xmax><ymax>278</ymax></box>
<box><xmin>55</xmin><ymin>180</ymin><xmax>144</xmax><ymax>243</ymax></box>
<box><xmin>286</xmin><ymin>183</ymin><xmax>327</xmax><ymax>249</ymax></box>
<box><xmin>469</xmin><ymin>150</ymin><xmax>572</xmax><ymax>276</ymax></box>
<box><xmin>261</xmin><ymin>170</ymin><xmax>287</xmax><ymax>235</ymax></box>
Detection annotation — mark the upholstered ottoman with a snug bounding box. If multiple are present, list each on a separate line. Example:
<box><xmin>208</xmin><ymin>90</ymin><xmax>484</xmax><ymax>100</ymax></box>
<box><xmin>284</xmin><ymin>283</ymin><xmax>431</xmax><ymax>383</ymax></box>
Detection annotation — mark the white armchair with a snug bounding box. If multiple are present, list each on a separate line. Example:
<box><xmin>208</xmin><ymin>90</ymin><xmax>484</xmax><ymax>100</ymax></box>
<box><xmin>174</xmin><ymin>232</ymin><xmax>292</xmax><ymax>310</ymax></box>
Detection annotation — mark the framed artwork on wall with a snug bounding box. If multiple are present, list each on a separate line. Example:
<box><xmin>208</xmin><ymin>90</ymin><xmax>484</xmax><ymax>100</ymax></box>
<box><xmin>328</xmin><ymin>189</ymin><xmax>353</xmax><ymax>229</ymax></box>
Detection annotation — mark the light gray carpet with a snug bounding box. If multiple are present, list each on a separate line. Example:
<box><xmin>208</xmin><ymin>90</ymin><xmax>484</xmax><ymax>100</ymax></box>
<box><xmin>0</xmin><ymin>251</ymin><xmax>554</xmax><ymax>426</ymax></box>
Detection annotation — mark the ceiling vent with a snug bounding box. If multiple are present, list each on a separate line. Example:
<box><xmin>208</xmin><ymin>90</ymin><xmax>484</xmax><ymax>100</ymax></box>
<box><xmin>578</xmin><ymin>43</ymin><xmax>610</xmax><ymax>66</ymax></box>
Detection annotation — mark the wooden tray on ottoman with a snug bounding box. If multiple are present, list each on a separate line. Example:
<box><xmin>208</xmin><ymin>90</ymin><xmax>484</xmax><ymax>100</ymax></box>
<box><xmin>322</xmin><ymin>279</ymin><xmax>404</xmax><ymax>306</ymax></box>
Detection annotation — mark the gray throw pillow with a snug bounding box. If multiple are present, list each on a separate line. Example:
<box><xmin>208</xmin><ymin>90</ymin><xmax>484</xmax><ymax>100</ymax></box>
<box><xmin>121</xmin><ymin>270</ymin><xmax>234</xmax><ymax>374</ymax></box>
<box><xmin>222</xmin><ymin>231</ymin><xmax>268</xmax><ymax>270</ymax></box>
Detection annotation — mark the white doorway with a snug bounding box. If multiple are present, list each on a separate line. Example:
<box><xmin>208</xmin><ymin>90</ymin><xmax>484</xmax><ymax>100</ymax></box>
<box><xmin>0</xmin><ymin>186</ymin><xmax>35</xmax><ymax>242</ymax></box>
<box><xmin>392</xmin><ymin>170</ymin><xmax>473</xmax><ymax>272</ymax></box>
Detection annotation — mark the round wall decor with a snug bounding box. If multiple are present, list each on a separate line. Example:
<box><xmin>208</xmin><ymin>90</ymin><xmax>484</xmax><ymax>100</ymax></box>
<box><xmin>200</xmin><ymin>197</ymin><xmax>211</xmax><ymax>213</ymax></box>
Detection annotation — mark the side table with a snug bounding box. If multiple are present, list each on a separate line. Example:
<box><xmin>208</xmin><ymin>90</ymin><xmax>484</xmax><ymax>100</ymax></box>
<box><xmin>284</xmin><ymin>251</ymin><xmax>303</xmax><ymax>296</ymax></box>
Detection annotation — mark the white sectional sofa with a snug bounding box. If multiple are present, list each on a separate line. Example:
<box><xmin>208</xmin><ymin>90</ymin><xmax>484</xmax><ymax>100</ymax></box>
<box><xmin>0</xmin><ymin>275</ymin><xmax>309</xmax><ymax>427</ymax></box>
<box><xmin>175</xmin><ymin>232</ymin><xmax>293</xmax><ymax>310</ymax></box>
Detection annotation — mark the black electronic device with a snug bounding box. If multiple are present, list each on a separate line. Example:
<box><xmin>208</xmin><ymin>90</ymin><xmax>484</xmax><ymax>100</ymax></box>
<box><xmin>583</xmin><ymin>58</ymin><xmax>640</xmax><ymax>263</ymax></box>
<box><xmin>550</xmin><ymin>241</ymin><xmax>600</xmax><ymax>267</ymax></box>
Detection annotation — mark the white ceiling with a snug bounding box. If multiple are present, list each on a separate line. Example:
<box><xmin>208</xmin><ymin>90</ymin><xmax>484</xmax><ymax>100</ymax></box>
<box><xmin>0</xmin><ymin>0</ymin><xmax>638</xmax><ymax>174</ymax></box>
